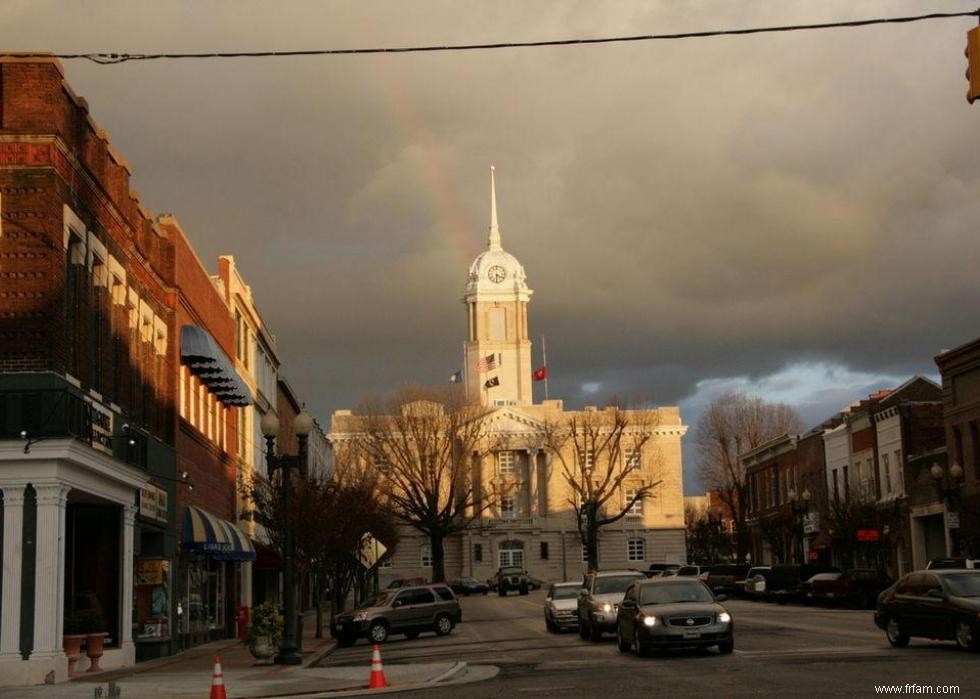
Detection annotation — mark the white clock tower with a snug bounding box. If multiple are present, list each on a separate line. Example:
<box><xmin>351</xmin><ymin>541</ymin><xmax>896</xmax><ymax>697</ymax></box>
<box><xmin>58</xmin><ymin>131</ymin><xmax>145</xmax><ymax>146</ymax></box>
<box><xmin>462</xmin><ymin>167</ymin><xmax>533</xmax><ymax>406</ymax></box>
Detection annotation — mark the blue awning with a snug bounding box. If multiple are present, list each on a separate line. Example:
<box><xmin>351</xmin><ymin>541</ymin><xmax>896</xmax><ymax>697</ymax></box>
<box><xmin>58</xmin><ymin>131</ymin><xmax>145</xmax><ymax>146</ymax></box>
<box><xmin>179</xmin><ymin>325</ymin><xmax>252</xmax><ymax>406</ymax></box>
<box><xmin>181</xmin><ymin>506</ymin><xmax>256</xmax><ymax>561</ymax></box>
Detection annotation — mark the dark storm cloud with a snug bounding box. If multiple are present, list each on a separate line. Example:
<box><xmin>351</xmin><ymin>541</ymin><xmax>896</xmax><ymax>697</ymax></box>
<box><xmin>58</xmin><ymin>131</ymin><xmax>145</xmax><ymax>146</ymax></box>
<box><xmin>7</xmin><ymin>1</ymin><xmax>980</xmax><ymax>491</ymax></box>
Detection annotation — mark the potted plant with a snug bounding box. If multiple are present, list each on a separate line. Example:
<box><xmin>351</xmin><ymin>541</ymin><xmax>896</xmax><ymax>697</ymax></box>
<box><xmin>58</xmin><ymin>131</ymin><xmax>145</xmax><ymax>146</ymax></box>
<box><xmin>247</xmin><ymin>602</ymin><xmax>283</xmax><ymax>664</ymax></box>
<box><xmin>75</xmin><ymin>609</ymin><xmax>108</xmax><ymax>673</ymax></box>
<box><xmin>62</xmin><ymin>612</ymin><xmax>88</xmax><ymax>677</ymax></box>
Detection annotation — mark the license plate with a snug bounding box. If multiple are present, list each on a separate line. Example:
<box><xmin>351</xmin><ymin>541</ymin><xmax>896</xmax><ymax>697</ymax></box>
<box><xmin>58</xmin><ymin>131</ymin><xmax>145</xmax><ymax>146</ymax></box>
<box><xmin>683</xmin><ymin>630</ymin><xmax>700</xmax><ymax>639</ymax></box>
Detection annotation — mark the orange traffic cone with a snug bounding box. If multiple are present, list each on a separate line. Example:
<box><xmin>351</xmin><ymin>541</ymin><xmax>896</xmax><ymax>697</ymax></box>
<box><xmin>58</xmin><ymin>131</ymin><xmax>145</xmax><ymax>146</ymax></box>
<box><xmin>210</xmin><ymin>656</ymin><xmax>228</xmax><ymax>699</ymax></box>
<box><xmin>367</xmin><ymin>644</ymin><xmax>389</xmax><ymax>689</ymax></box>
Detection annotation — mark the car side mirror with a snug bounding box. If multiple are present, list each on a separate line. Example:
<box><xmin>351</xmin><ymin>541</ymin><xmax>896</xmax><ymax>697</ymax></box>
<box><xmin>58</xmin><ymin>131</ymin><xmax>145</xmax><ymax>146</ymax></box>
<box><xmin>715</xmin><ymin>594</ymin><xmax>728</xmax><ymax>603</ymax></box>
<box><xmin>392</xmin><ymin>600</ymin><xmax>403</xmax><ymax>608</ymax></box>
<box><xmin>620</xmin><ymin>599</ymin><xmax>637</xmax><ymax>609</ymax></box>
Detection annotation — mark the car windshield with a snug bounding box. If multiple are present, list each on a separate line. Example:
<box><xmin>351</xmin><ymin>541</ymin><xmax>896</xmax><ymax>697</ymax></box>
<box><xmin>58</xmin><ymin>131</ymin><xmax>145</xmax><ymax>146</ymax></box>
<box><xmin>357</xmin><ymin>592</ymin><xmax>392</xmax><ymax>609</ymax></box>
<box><xmin>551</xmin><ymin>586</ymin><xmax>579</xmax><ymax>600</ymax></box>
<box><xmin>594</xmin><ymin>575</ymin><xmax>643</xmax><ymax>594</ymax></box>
<box><xmin>640</xmin><ymin>582</ymin><xmax>714</xmax><ymax>605</ymax></box>
<box><xmin>944</xmin><ymin>573</ymin><xmax>980</xmax><ymax>597</ymax></box>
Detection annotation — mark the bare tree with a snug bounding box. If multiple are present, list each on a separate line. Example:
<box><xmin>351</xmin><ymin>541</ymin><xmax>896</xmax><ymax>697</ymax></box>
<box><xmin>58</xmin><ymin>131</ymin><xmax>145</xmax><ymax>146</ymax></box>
<box><xmin>695</xmin><ymin>393</ymin><xmax>804</xmax><ymax>562</ymax></box>
<box><xmin>332</xmin><ymin>385</ymin><xmax>502</xmax><ymax>583</ymax></box>
<box><xmin>543</xmin><ymin>406</ymin><xmax>661</xmax><ymax>570</ymax></box>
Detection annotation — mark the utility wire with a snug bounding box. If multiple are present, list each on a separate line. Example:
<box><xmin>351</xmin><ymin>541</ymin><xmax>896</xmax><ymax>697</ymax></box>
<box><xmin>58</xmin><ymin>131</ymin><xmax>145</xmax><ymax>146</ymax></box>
<box><xmin>2</xmin><ymin>10</ymin><xmax>978</xmax><ymax>64</ymax></box>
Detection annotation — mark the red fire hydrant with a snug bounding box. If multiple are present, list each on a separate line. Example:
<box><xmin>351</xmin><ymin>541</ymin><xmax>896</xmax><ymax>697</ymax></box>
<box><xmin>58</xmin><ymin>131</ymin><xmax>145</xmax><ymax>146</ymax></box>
<box><xmin>237</xmin><ymin>605</ymin><xmax>250</xmax><ymax>643</ymax></box>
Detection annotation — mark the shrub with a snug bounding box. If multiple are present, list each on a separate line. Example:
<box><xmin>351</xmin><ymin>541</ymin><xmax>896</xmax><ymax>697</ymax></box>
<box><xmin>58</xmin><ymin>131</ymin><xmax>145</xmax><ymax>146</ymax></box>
<box><xmin>247</xmin><ymin>601</ymin><xmax>283</xmax><ymax>646</ymax></box>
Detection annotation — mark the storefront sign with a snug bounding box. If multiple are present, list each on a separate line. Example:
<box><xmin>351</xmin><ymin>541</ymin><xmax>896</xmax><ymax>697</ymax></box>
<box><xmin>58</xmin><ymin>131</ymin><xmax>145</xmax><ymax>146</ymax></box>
<box><xmin>139</xmin><ymin>485</ymin><xmax>168</xmax><ymax>524</ymax></box>
<box><xmin>87</xmin><ymin>399</ymin><xmax>115</xmax><ymax>455</ymax></box>
<box><xmin>135</xmin><ymin>558</ymin><xmax>168</xmax><ymax>586</ymax></box>
<box><xmin>803</xmin><ymin>512</ymin><xmax>820</xmax><ymax>534</ymax></box>
<box><xmin>807</xmin><ymin>550</ymin><xmax>819</xmax><ymax>561</ymax></box>
<box><xmin>946</xmin><ymin>511</ymin><xmax>960</xmax><ymax>529</ymax></box>
<box><xmin>855</xmin><ymin>528</ymin><xmax>880</xmax><ymax>542</ymax></box>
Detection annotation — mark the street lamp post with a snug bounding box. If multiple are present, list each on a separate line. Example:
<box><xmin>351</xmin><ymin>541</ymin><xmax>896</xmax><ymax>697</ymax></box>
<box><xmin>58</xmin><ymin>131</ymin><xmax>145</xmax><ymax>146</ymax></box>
<box><xmin>930</xmin><ymin>461</ymin><xmax>964</xmax><ymax>557</ymax></box>
<box><xmin>260</xmin><ymin>409</ymin><xmax>314</xmax><ymax>666</ymax></box>
<box><xmin>788</xmin><ymin>487</ymin><xmax>811</xmax><ymax>564</ymax></box>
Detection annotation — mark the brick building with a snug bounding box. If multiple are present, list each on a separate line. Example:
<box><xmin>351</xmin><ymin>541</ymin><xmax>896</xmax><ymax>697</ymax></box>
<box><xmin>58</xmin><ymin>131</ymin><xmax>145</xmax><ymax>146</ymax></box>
<box><xmin>0</xmin><ymin>55</ymin><xmax>176</xmax><ymax>684</ymax></box>
<box><xmin>934</xmin><ymin>338</ymin><xmax>980</xmax><ymax>562</ymax></box>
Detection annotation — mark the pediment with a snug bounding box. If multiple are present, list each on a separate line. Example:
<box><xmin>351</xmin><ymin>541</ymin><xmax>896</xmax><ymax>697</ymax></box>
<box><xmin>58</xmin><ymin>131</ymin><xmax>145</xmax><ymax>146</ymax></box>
<box><xmin>484</xmin><ymin>407</ymin><xmax>545</xmax><ymax>436</ymax></box>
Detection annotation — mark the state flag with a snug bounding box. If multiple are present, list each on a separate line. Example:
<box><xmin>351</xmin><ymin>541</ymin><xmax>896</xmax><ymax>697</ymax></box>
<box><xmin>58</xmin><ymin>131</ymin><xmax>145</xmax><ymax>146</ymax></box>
<box><xmin>484</xmin><ymin>376</ymin><xmax>500</xmax><ymax>389</ymax></box>
<box><xmin>533</xmin><ymin>366</ymin><xmax>548</xmax><ymax>381</ymax></box>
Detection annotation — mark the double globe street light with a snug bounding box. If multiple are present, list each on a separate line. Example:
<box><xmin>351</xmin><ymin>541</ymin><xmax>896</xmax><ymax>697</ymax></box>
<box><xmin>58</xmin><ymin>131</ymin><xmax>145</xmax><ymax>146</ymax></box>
<box><xmin>930</xmin><ymin>461</ymin><xmax>964</xmax><ymax>557</ymax></box>
<box><xmin>260</xmin><ymin>409</ymin><xmax>313</xmax><ymax>666</ymax></box>
<box><xmin>787</xmin><ymin>487</ymin><xmax>812</xmax><ymax>564</ymax></box>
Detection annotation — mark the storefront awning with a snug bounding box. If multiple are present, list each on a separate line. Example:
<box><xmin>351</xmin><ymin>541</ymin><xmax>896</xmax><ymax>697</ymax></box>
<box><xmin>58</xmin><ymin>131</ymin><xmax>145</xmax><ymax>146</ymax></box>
<box><xmin>182</xmin><ymin>506</ymin><xmax>256</xmax><ymax>561</ymax></box>
<box><xmin>253</xmin><ymin>539</ymin><xmax>283</xmax><ymax>570</ymax></box>
<box><xmin>179</xmin><ymin>325</ymin><xmax>252</xmax><ymax>407</ymax></box>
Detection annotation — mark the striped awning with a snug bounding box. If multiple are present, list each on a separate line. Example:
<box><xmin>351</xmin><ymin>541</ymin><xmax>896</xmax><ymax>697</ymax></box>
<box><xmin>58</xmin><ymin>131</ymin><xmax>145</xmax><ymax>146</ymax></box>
<box><xmin>181</xmin><ymin>506</ymin><xmax>256</xmax><ymax>561</ymax></box>
<box><xmin>179</xmin><ymin>325</ymin><xmax>252</xmax><ymax>407</ymax></box>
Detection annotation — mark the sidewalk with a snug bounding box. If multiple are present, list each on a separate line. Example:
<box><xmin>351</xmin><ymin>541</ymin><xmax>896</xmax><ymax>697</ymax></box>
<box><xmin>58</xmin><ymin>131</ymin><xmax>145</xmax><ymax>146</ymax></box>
<box><xmin>3</xmin><ymin>612</ymin><xmax>489</xmax><ymax>698</ymax></box>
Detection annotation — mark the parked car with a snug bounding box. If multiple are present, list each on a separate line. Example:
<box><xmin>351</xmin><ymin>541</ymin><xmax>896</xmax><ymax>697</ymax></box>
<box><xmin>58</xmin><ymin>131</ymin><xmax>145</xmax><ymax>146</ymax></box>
<box><xmin>807</xmin><ymin>569</ymin><xmax>893</xmax><ymax>609</ymax></box>
<box><xmin>495</xmin><ymin>565</ymin><xmax>530</xmax><ymax>596</ymax></box>
<box><xmin>741</xmin><ymin>566</ymin><xmax>772</xmax><ymax>599</ymax></box>
<box><xmin>544</xmin><ymin>581</ymin><xmax>581</xmax><ymax>632</ymax></box>
<box><xmin>385</xmin><ymin>577</ymin><xmax>428</xmax><ymax>589</ymax></box>
<box><xmin>675</xmin><ymin>565</ymin><xmax>710</xmax><ymax>581</ymax></box>
<box><xmin>332</xmin><ymin>584</ymin><xmax>461</xmax><ymax>645</ymax></box>
<box><xmin>615</xmin><ymin>577</ymin><xmax>734</xmax><ymax>656</ymax></box>
<box><xmin>874</xmin><ymin>570</ymin><xmax>980</xmax><ymax>651</ymax></box>
<box><xmin>927</xmin><ymin>558</ymin><xmax>980</xmax><ymax>570</ymax></box>
<box><xmin>577</xmin><ymin>569</ymin><xmax>647</xmax><ymax>641</ymax></box>
<box><xmin>704</xmin><ymin>564</ymin><xmax>751</xmax><ymax>595</ymax></box>
<box><xmin>646</xmin><ymin>563</ymin><xmax>682</xmax><ymax>578</ymax></box>
<box><xmin>767</xmin><ymin>564</ymin><xmax>841</xmax><ymax>603</ymax></box>
<box><xmin>449</xmin><ymin>577</ymin><xmax>489</xmax><ymax>596</ymax></box>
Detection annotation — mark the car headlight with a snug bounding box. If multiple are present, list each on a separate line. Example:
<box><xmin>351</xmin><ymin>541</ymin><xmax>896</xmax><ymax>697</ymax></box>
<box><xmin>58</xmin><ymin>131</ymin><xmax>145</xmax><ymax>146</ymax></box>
<box><xmin>352</xmin><ymin>612</ymin><xmax>369</xmax><ymax>622</ymax></box>
<box><xmin>717</xmin><ymin>612</ymin><xmax>731</xmax><ymax>624</ymax></box>
<box><xmin>602</xmin><ymin>603</ymin><xmax>613</xmax><ymax>613</ymax></box>
<box><xmin>642</xmin><ymin>615</ymin><xmax>658</xmax><ymax>627</ymax></box>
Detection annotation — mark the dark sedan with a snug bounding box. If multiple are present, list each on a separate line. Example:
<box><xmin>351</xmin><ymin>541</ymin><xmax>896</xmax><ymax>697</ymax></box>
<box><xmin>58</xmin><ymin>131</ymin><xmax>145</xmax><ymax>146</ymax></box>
<box><xmin>615</xmin><ymin>578</ymin><xmax>733</xmax><ymax>657</ymax></box>
<box><xmin>807</xmin><ymin>569</ymin><xmax>892</xmax><ymax>609</ymax></box>
<box><xmin>449</xmin><ymin>577</ymin><xmax>489</xmax><ymax>596</ymax></box>
<box><xmin>874</xmin><ymin>570</ymin><xmax>980</xmax><ymax>651</ymax></box>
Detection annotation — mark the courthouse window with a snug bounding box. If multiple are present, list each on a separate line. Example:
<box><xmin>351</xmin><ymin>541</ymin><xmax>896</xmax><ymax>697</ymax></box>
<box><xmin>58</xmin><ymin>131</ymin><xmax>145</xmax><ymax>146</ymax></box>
<box><xmin>627</xmin><ymin>538</ymin><xmax>646</xmax><ymax>562</ymax></box>
<box><xmin>498</xmin><ymin>451</ymin><xmax>515</xmax><ymax>476</ymax></box>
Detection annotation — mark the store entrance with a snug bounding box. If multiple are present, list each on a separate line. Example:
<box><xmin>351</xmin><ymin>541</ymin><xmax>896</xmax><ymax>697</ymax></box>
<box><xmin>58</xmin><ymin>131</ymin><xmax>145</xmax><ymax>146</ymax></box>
<box><xmin>64</xmin><ymin>499</ymin><xmax>122</xmax><ymax>646</ymax></box>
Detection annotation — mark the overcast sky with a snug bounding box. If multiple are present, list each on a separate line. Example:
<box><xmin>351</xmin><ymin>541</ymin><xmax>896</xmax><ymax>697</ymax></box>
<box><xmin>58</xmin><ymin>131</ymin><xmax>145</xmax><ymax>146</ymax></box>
<box><xmin>7</xmin><ymin>1</ymin><xmax>980</xmax><ymax>492</ymax></box>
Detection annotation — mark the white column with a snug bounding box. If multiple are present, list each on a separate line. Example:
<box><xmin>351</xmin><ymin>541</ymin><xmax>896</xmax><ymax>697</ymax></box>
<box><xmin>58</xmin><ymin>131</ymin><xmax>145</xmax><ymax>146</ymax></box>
<box><xmin>0</xmin><ymin>485</ymin><xmax>27</xmax><ymax>661</ymax></box>
<box><xmin>120</xmin><ymin>503</ymin><xmax>137</xmax><ymax>663</ymax></box>
<box><xmin>526</xmin><ymin>449</ymin><xmax>538</xmax><ymax>519</ymax></box>
<box><xmin>30</xmin><ymin>484</ymin><xmax>70</xmax><ymax>678</ymax></box>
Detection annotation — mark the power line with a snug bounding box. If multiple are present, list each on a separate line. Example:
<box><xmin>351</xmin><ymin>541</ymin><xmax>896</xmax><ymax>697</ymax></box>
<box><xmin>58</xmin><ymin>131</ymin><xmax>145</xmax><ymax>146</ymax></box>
<box><xmin>3</xmin><ymin>10</ymin><xmax>978</xmax><ymax>65</ymax></box>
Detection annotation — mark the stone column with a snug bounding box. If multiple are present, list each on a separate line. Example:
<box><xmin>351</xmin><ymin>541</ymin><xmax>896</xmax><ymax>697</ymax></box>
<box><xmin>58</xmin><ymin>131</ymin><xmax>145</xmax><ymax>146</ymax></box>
<box><xmin>119</xmin><ymin>503</ymin><xmax>137</xmax><ymax>663</ymax></box>
<box><xmin>29</xmin><ymin>484</ymin><xmax>71</xmax><ymax>679</ymax></box>
<box><xmin>0</xmin><ymin>485</ymin><xmax>27</xmax><ymax>661</ymax></box>
<box><xmin>526</xmin><ymin>449</ymin><xmax>538</xmax><ymax>519</ymax></box>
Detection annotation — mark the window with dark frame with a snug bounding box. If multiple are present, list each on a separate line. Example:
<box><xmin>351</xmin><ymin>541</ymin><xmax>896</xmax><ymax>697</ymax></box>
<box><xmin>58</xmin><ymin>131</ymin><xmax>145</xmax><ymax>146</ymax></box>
<box><xmin>540</xmin><ymin>542</ymin><xmax>549</xmax><ymax>560</ymax></box>
<box><xmin>473</xmin><ymin>543</ymin><xmax>483</xmax><ymax>562</ymax></box>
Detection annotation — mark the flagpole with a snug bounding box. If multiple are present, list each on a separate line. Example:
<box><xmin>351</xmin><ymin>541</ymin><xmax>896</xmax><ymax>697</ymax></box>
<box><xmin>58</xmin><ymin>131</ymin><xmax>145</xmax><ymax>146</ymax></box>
<box><xmin>542</xmin><ymin>334</ymin><xmax>549</xmax><ymax>401</ymax></box>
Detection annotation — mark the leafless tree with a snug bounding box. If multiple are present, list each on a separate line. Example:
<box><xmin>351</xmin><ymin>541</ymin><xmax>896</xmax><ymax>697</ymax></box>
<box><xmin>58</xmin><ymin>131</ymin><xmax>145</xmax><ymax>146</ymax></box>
<box><xmin>695</xmin><ymin>392</ymin><xmax>804</xmax><ymax>562</ymax></box>
<box><xmin>543</xmin><ymin>406</ymin><xmax>661</xmax><ymax>570</ymax></box>
<box><xmin>333</xmin><ymin>385</ymin><xmax>502</xmax><ymax>583</ymax></box>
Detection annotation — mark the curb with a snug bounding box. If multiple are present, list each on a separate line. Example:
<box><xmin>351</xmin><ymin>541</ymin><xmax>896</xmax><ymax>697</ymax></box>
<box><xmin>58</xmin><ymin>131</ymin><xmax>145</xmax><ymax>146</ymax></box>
<box><xmin>249</xmin><ymin>662</ymin><xmax>471</xmax><ymax>699</ymax></box>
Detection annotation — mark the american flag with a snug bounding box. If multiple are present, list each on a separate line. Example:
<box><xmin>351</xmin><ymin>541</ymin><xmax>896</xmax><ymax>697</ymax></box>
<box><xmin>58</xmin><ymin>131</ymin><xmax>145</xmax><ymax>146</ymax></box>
<box><xmin>477</xmin><ymin>353</ymin><xmax>498</xmax><ymax>373</ymax></box>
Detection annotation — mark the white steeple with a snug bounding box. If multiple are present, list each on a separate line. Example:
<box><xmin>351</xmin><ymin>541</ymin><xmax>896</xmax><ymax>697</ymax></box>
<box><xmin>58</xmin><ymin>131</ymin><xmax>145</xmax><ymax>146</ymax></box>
<box><xmin>488</xmin><ymin>165</ymin><xmax>502</xmax><ymax>252</ymax></box>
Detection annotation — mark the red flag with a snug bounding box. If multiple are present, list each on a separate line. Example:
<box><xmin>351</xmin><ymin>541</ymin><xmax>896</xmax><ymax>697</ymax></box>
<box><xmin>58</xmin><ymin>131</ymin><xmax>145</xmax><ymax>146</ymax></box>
<box><xmin>533</xmin><ymin>366</ymin><xmax>548</xmax><ymax>381</ymax></box>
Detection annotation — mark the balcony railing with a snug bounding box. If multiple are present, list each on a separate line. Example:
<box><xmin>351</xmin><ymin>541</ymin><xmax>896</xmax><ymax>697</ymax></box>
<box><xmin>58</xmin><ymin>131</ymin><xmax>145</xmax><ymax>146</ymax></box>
<box><xmin>478</xmin><ymin>516</ymin><xmax>535</xmax><ymax>529</ymax></box>
<box><xmin>0</xmin><ymin>388</ymin><xmax>148</xmax><ymax>469</ymax></box>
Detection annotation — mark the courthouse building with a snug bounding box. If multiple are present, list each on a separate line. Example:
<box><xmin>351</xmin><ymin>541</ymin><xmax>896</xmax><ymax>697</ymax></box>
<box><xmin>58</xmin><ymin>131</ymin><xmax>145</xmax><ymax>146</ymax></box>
<box><xmin>331</xmin><ymin>169</ymin><xmax>688</xmax><ymax>583</ymax></box>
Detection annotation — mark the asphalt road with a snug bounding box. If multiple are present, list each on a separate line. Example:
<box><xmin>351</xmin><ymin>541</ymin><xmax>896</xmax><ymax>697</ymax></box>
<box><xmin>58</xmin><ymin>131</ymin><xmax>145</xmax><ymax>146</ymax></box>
<box><xmin>319</xmin><ymin>590</ymin><xmax>980</xmax><ymax>697</ymax></box>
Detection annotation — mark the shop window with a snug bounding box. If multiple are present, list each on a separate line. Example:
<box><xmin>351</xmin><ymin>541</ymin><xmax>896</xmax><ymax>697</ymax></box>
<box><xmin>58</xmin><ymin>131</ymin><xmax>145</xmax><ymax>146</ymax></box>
<box><xmin>182</xmin><ymin>560</ymin><xmax>225</xmax><ymax>635</ymax></box>
<box><xmin>134</xmin><ymin>559</ymin><xmax>171</xmax><ymax>641</ymax></box>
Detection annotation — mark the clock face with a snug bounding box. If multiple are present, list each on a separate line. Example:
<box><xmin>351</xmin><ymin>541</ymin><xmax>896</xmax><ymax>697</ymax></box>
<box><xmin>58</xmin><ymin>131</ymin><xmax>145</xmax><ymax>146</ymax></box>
<box><xmin>488</xmin><ymin>265</ymin><xmax>506</xmax><ymax>283</ymax></box>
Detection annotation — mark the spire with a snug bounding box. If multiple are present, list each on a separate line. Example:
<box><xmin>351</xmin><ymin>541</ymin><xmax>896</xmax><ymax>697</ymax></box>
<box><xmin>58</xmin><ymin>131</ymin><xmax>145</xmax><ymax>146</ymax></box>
<box><xmin>488</xmin><ymin>165</ymin><xmax>502</xmax><ymax>251</ymax></box>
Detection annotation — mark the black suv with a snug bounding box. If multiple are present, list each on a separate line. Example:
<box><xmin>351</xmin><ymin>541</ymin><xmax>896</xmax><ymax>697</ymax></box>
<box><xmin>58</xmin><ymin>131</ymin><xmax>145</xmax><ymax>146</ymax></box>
<box><xmin>766</xmin><ymin>564</ymin><xmax>840</xmax><ymax>603</ymax></box>
<box><xmin>495</xmin><ymin>565</ymin><xmax>530</xmax><ymax>596</ymax></box>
